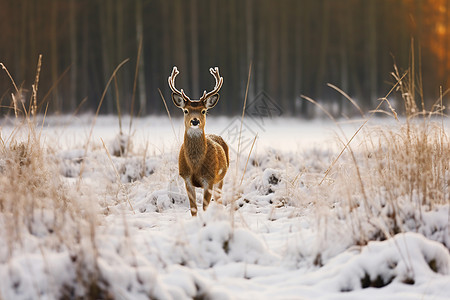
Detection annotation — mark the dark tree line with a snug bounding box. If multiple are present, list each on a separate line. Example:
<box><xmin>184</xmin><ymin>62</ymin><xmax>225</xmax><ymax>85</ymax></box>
<box><xmin>0</xmin><ymin>0</ymin><xmax>449</xmax><ymax>117</ymax></box>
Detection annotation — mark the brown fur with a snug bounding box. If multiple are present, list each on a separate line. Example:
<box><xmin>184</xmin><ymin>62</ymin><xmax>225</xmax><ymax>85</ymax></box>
<box><xmin>176</xmin><ymin>104</ymin><xmax>229</xmax><ymax>216</ymax></box>
<box><xmin>169</xmin><ymin>66</ymin><xmax>228</xmax><ymax>216</ymax></box>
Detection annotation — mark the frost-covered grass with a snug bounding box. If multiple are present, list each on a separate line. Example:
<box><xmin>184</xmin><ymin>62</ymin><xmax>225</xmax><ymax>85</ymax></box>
<box><xmin>0</xmin><ymin>110</ymin><xmax>448</xmax><ymax>299</ymax></box>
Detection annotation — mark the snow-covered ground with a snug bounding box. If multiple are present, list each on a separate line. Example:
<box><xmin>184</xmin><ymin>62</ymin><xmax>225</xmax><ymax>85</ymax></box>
<box><xmin>0</xmin><ymin>115</ymin><xmax>449</xmax><ymax>299</ymax></box>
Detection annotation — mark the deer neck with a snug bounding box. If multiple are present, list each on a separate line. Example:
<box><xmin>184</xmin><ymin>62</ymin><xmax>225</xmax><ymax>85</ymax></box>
<box><xmin>184</xmin><ymin>127</ymin><xmax>207</xmax><ymax>165</ymax></box>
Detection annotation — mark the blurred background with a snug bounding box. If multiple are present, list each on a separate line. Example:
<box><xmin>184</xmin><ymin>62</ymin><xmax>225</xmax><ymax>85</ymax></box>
<box><xmin>0</xmin><ymin>0</ymin><xmax>449</xmax><ymax>117</ymax></box>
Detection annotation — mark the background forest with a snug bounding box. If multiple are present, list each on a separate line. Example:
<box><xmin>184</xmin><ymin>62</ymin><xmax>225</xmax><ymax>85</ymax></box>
<box><xmin>1</xmin><ymin>0</ymin><xmax>449</xmax><ymax>117</ymax></box>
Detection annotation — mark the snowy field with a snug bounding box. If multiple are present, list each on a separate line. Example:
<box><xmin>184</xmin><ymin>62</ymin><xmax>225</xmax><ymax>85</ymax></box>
<box><xmin>0</xmin><ymin>114</ymin><xmax>449</xmax><ymax>299</ymax></box>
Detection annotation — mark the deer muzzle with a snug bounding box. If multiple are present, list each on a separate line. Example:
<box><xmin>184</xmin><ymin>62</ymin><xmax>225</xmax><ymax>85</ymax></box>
<box><xmin>190</xmin><ymin>118</ymin><xmax>200</xmax><ymax>127</ymax></box>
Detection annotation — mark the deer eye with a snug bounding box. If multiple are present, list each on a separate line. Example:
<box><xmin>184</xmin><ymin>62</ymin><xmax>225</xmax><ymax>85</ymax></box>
<box><xmin>201</xmin><ymin>110</ymin><xmax>206</xmax><ymax>115</ymax></box>
<box><xmin>184</xmin><ymin>109</ymin><xmax>189</xmax><ymax>114</ymax></box>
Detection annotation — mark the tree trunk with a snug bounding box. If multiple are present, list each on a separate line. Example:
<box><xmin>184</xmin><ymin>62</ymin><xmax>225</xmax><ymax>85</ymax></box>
<box><xmin>51</xmin><ymin>0</ymin><xmax>60</xmax><ymax>112</ymax></box>
<box><xmin>69</xmin><ymin>0</ymin><xmax>78</xmax><ymax>111</ymax></box>
<box><xmin>280</xmin><ymin>0</ymin><xmax>289</xmax><ymax>114</ymax></box>
<box><xmin>81</xmin><ymin>0</ymin><xmax>89</xmax><ymax>110</ymax></box>
<box><xmin>256</xmin><ymin>0</ymin><xmax>266</xmax><ymax>98</ymax></box>
<box><xmin>315</xmin><ymin>0</ymin><xmax>330</xmax><ymax>104</ymax></box>
<box><xmin>190</xmin><ymin>0</ymin><xmax>200</xmax><ymax>98</ymax></box>
<box><xmin>245</xmin><ymin>0</ymin><xmax>255</xmax><ymax>103</ymax></box>
<box><xmin>268</xmin><ymin>1</ymin><xmax>279</xmax><ymax>103</ymax></box>
<box><xmin>293</xmin><ymin>0</ymin><xmax>302</xmax><ymax>115</ymax></box>
<box><xmin>339</xmin><ymin>6</ymin><xmax>349</xmax><ymax>116</ymax></box>
<box><xmin>367</xmin><ymin>0</ymin><xmax>377</xmax><ymax>109</ymax></box>
<box><xmin>173</xmin><ymin>0</ymin><xmax>187</xmax><ymax>89</ymax></box>
<box><xmin>100</xmin><ymin>1</ymin><xmax>114</xmax><ymax>114</ymax></box>
<box><xmin>135</xmin><ymin>0</ymin><xmax>147</xmax><ymax>115</ymax></box>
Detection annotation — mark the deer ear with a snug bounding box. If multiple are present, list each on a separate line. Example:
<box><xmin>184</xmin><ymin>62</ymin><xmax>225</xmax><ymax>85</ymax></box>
<box><xmin>172</xmin><ymin>93</ymin><xmax>186</xmax><ymax>108</ymax></box>
<box><xmin>203</xmin><ymin>94</ymin><xmax>219</xmax><ymax>109</ymax></box>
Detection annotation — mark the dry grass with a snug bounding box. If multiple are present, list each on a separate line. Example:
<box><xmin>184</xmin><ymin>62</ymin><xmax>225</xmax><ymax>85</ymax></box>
<box><xmin>0</xmin><ymin>58</ymin><xmax>110</xmax><ymax>297</ymax></box>
<box><xmin>333</xmin><ymin>118</ymin><xmax>449</xmax><ymax>245</ymax></box>
<box><xmin>319</xmin><ymin>60</ymin><xmax>450</xmax><ymax>247</ymax></box>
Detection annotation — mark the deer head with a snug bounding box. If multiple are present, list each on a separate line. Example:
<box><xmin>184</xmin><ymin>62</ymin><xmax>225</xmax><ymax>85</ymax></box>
<box><xmin>168</xmin><ymin>66</ymin><xmax>223</xmax><ymax>131</ymax></box>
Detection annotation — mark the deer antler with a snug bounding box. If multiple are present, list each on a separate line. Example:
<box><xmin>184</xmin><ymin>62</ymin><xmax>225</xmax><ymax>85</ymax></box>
<box><xmin>168</xmin><ymin>66</ymin><xmax>190</xmax><ymax>101</ymax></box>
<box><xmin>200</xmin><ymin>67</ymin><xmax>223</xmax><ymax>101</ymax></box>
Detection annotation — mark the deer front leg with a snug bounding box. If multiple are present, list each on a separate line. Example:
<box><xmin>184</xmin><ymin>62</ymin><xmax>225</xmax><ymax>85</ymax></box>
<box><xmin>214</xmin><ymin>180</ymin><xmax>224</xmax><ymax>204</ymax></box>
<box><xmin>203</xmin><ymin>182</ymin><xmax>213</xmax><ymax>211</ymax></box>
<box><xmin>184</xmin><ymin>179</ymin><xmax>197</xmax><ymax>216</ymax></box>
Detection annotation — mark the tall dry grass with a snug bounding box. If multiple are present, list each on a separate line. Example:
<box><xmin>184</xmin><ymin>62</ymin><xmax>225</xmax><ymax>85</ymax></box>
<box><xmin>0</xmin><ymin>58</ymin><xmax>111</xmax><ymax>298</ymax></box>
<box><xmin>326</xmin><ymin>61</ymin><xmax>449</xmax><ymax>247</ymax></box>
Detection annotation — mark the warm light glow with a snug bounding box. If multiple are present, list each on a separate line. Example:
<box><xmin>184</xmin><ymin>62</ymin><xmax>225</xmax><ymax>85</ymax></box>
<box><xmin>418</xmin><ymin>0</ymin><xmax>450</xmax><ymax>85</ymax></box>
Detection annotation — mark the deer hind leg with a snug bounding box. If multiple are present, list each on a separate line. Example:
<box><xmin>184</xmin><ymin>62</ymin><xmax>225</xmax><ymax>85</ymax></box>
<box><xmin>214</xmin><ymin>180</ymin><xmax>224</xmax><ymax>204</ymax></box>
<box><xmin>203</xmin><ymin>183</ymin><xmax>213</xmax><ymax>211</ymax></box>
<box><xmin>184</xmin><ymin>179</ymin><xmax>197</xmax><ymax>216</ymax></box>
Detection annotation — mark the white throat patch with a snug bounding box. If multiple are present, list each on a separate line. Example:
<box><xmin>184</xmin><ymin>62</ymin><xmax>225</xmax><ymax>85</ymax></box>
<box><xmin>187</xmin><ymin>127</ymin><xmax>202</xmax><ymax>137</ymax></box>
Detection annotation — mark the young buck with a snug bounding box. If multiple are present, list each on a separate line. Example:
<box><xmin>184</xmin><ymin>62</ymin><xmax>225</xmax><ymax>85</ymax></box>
<box><xmin>168</xmin><ymin>66</ymin><xmax>229</xmax><ymax>216</ymax></box>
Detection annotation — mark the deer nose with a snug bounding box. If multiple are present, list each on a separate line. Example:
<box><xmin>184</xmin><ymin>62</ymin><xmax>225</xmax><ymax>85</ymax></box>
<box><xmin>190</xmin><ymin>118</ymin><xmax>200</xmax><ymax>126</ymax></box>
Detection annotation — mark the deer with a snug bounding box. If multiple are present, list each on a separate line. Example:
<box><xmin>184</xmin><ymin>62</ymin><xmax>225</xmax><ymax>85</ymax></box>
<box><xmin>168</xmin><ymin>66</ymin><xmax>229</xmax><ymax>216</ymax></box>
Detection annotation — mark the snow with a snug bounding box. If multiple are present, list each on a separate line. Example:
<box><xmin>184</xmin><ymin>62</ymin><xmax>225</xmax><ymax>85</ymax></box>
<box><xmin>0</xmin><ymin>115</ymin><xmax>449</xmax><ymax>299</ymax></box>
